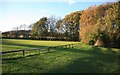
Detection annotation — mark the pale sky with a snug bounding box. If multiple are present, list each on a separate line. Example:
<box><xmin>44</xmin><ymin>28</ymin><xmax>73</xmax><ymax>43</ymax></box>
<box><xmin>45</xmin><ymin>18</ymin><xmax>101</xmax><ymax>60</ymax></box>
<box><xmin>0</xmin><ymin>0</ymin><xmax>117</xmax><ymax>32</ymax></box>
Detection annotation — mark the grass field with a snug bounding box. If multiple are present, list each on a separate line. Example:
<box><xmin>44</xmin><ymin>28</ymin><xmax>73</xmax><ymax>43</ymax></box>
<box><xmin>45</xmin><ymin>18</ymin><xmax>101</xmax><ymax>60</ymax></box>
<box><xmin>1</xmin><ymin>39</ymin><xmax>119</xmax><ymax>73</ymax></box>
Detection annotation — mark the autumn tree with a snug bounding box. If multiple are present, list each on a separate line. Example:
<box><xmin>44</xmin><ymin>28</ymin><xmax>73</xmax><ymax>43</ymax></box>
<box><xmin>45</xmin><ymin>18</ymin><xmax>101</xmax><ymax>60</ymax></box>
<box><xmin>80</xmin><ymin>3</ymin><xmax>112</xmax><ymax>44</ymax></box>
<box><xmin>60</xmin><ymin>11</ymin><xmax>82</xmax><ymax>41</ymax></box>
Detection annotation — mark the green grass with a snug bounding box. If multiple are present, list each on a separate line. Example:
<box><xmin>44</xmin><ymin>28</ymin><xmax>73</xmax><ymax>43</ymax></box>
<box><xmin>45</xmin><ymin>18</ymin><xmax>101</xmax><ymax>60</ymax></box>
<box><xmin>2</xmin><ymin>39</ymin><xmax>78</xmax><ymax>52</ymax></box>
<box><xmin>1</xmin><ymin>39</ymin><xmax>119</xmax><ymax>73</ymax></box>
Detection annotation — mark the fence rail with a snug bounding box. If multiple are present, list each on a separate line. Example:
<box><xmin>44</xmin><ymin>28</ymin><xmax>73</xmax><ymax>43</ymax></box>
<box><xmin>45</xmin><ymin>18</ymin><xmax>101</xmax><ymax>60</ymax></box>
<box><xmin>1</xmin><ymin>44</ymin><xmax>75</xmax><ymax>57</ymax></box>
<box><xmin>1</xmin><ymin>48</ymin><xmax>42</xmax><ymax>56</ymax></box>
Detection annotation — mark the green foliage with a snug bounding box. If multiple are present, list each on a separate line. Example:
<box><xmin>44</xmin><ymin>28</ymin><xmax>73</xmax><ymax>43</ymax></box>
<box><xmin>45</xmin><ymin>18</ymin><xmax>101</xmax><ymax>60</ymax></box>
<box><xmin>95</xmin><ymin>2</ymin><xmax>120</xmax><ymax>46</ymax></box>
<box><xmin>104</xmin><ymin>2</ymin><xmax>120</xmax><ymax>44</ymax></box>
<box><xmin>32</xmin><ymin>17</ymin><xmax>48</xmax><ymax>38</ymax></box>
<box><xmin>89</xmin><ymin>40</ymin><xmax>94</xmax><ymax>45</ymax></box>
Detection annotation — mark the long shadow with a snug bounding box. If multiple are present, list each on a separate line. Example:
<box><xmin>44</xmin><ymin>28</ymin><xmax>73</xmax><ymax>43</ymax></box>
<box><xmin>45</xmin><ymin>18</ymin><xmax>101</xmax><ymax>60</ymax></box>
<box><xmin>2</xmin><ymin>41</ymin><xmax>49</xmax><ymax>61</ymax></box>
<box><xmin>2</xmin><ymin>49</ymin><xmax>56</xmax><ymax>61</ymax></box>
<box><xmin>57</xmin><ymin>47</ymin><xmax>118</xmax><ymax>60</ymax></box>
<box><xmin>47</xmin><ymin>47</ymin><xmax>118</xmax><ymax>73</ymax></box>
<box><xmin>2</xmin><ymin>54</ymin><xmax>40</xmax><ymax>61</ymax></box>
<box><xmin>3</xmin><ymin>42</ymin><xmax>48</xmax><ymax>48</ymax></box>
<box><xmin>2</xmin><ymin>43</ymin><xmax>118</xmax><ymax>73</ymax></box>
<box><xmin>2</xmin><ymin>56</ymin><xmax>25</xmax><ymax>61</ymax></box>
<box><xmin>3</xmin><ymin>40</ymin><xmax>76</xmax><ymax>49</ymax></box>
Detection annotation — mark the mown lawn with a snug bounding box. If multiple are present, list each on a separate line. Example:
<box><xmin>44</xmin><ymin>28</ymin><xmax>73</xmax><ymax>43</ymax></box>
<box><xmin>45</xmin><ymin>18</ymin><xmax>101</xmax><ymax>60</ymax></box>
<box><xmin>2</xmin><ymin>39</ymin><xmax>78</xmax><ymax>52</ymax></box>
<box><xmin>1</xmin><ymin>39</ymin><xmax>119</xmax><ymax>73</ymax></box>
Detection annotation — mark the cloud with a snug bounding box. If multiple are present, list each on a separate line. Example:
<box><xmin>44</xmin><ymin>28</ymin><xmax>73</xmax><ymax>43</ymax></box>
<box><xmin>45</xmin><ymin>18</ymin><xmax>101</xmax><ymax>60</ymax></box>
<box><xmin>64</xmin><ymin>0</ymin><xmax>76</xmax><ymax>5</ymax></box>
<box><xmin>68</xmin><ymin>0</ymin><xmax>76</xmax><ymax>5</ymax></box>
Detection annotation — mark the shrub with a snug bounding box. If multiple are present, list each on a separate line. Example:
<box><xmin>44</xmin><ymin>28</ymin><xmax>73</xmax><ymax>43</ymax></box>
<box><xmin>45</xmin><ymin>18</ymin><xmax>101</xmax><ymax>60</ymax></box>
<box><xmin>89</xmin><ymin>40</ymin><xmax>95</xmax><ymax>45</ymax></box>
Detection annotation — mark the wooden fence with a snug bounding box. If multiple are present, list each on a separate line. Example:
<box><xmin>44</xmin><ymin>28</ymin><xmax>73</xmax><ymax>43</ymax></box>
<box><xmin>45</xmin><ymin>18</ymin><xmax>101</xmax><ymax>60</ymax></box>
<box><xmin>1</xmin><ymin>48</ymin><xmax>41</xmax><ymax>57</ymax></box>
<box><xmin>1</xmin><ymin>44</ymin><xmax>75</xmax><ymax>57</ymax></box>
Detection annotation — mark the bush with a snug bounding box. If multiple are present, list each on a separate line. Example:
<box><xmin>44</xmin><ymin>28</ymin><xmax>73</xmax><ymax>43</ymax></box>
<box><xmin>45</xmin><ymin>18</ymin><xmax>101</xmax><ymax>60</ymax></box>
<box><xmin>89</xmin><ymin>40</ymin><xmax>95</xmax><ymax>45</ymax></box>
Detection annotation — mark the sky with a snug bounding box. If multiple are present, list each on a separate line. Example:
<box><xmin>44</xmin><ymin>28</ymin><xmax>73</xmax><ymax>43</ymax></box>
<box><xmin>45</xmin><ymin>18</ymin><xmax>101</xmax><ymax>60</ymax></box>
<box><xmin>0</xmin><ymin>0</ymin><xmax>117</xmax><ymax>32</ymax></box>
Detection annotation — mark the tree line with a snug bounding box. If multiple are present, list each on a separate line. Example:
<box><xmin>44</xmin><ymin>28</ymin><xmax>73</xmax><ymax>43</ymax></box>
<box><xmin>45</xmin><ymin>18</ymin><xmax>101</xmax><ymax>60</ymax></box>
<box><xmin>2</xmin><ymin>2</ymin><xmax>120</xmax><ymax>47</ymax></box>
<box><xmin>31</xmin><ymin>11</ymin><xmax>81</xmax><ymax>41</ymax></box>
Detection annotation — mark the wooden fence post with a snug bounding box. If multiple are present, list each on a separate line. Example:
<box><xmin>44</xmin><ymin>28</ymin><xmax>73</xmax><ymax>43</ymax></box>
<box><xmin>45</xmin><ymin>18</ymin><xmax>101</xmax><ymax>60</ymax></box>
<box><xmin>69</xmin><ymin>45</ymin><xmax>70</xmax><ymax>48</ymax></box>
<box><xmin>72</xmin><ymin>44</ymin><xmax>73</xmax><ymax>48</ymax></box>
<box><xmin>73</xmin><ymin>44</ymin><xmax>74</xmax><ymax>48</ymax></box>
<box><xmin>23</xmin><ymin>50</ymin><xmax>25</xmax><ymax>56</ymax></box>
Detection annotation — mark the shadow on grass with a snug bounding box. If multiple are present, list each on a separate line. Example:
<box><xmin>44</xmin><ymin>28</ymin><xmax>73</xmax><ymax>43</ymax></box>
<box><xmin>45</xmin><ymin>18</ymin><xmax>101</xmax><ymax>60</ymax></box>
<box><xmin>47</xmin><ymin>47</ymin><xmax>118</xmax><ymax>73</ymax></box>
<box><xmin>2</xmin><ymin>56</ymin><xmax>25</xmax><ymax>61</ymax></box>
<box><xmin>2</xmin><ymin>49</ymin><xmax>57</xmax><ymax>61</ymax></box>
<box><xmin>2</xmin><ymin>40</ymin><xmax>48</xmax><ymax>48</ymax></box>
<box><xmin>2</xmin><ymin>54</ymin><xmax>39</xmax><ymax>61</ymax></box>
<box><xmin>2</xmin><ymin>45</ymin><xmax>118</xmax><ymax>73</ymax></box>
